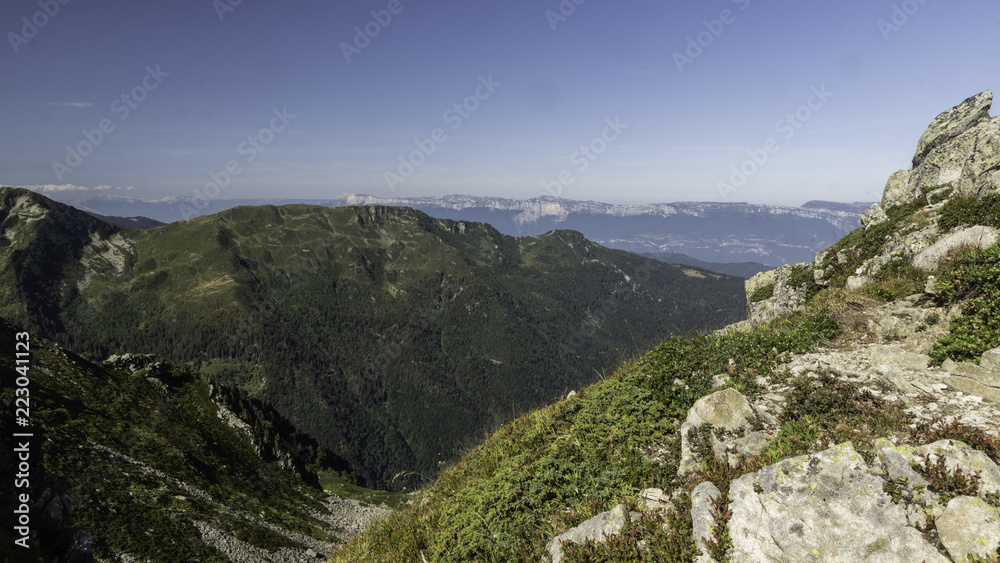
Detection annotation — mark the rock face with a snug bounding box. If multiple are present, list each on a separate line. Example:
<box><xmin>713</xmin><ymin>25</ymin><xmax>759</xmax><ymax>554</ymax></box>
<box><xmin>728</xmin><ymin>443</ymin><xmax>949</xmax><ymax>563</ymax></box>
<box><xmin>936</xmin><ymin>496</ymin><xmax>1000</xmax><ymax>561</ymax></box>
<box><xmin>915</xmin><ymin>90</ymin><xmax>994</xmax><ymax>166</ymax></box>
<box><xmin>879</xmin><ymin>90</ymin><xmax>1000</xmax><ymax>212</ymax></box>
<box><xmin>743</xmin><ymin>264</ymin><xmax>809</xmax><ymax>327</ymax></box>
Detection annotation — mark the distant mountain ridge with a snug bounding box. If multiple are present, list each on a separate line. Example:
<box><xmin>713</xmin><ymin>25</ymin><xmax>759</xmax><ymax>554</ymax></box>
<box><xmin>47</xmin><ymin>192</ymin><xmax>872</xmax><ymax>267</ymax></box>
<box><xmin>329</xmin><ymin>194</ymin><xmax>871</xmax><ymax>266</ymax></box>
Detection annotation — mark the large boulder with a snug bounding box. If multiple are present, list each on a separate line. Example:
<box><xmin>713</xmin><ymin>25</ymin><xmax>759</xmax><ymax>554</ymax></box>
<box><xmin>880</xmin><ymin>169</ymin><xmax>917</xmax><ymax>209</ymax></box>
<box><xmin>687</xmin><ymin>388</ymin><xmax>757</xmax><ymax>431</ymax></box>
<box><xmin>914</xmin><ymin>90</ymin><xmax>993</xmax><ymax>166</ymax></box>
<box><xmin>935</xmin><ymin>496</ymin><xmax>1000</xmax><ymax>562</ymax></box>
<box><xmin>912</xmin><ymin>225</ymin><xmax>1000</xmax><ymax>271</ymax></box>
<box><xmin>728</xmin><ymin>443</ymin><xmax>948</xmax><ymax>562</ymax></box>
<box><xmin>880</xmin><ymin>90</ymin><xmax>1000</xmax><ymax>207</ymax></box>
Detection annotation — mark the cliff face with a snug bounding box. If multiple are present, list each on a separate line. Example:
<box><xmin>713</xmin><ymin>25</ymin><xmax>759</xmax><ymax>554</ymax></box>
<box><xmin>334</xmin><ymin>92</ymin><xmax>1000</xmax><ymax>563</ymax></box>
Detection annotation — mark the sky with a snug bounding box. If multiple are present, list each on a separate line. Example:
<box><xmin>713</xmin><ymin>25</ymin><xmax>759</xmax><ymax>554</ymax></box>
<box><xmin>2</xmin><ymin>0</ymin><xmax>999</xmax><ymax>207</ymax></box>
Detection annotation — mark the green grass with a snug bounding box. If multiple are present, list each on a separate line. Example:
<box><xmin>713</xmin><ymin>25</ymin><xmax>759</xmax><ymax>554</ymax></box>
<box><xmin>318</xmin><ymin>471</ymin><xmax>412</xmax><ymax>511</ymax></box>
<box><xmin>938</xmin><ymin>193</ymin><xmax>1000</xmax><ymax>231</ymax></box>
<box><xmin>748</xmin><ymin>283</ymin><xmax>774</xmax><ymax>303</ymax></box>
<box><xmin>330</xmin><ymin>307</ymin><xmax>840</xmax><ymax>562</ymax></box>
<box><xmin>931</xmin><ymin>242</ymin><xmax>1000</xmax><ymax>364</ymax></box>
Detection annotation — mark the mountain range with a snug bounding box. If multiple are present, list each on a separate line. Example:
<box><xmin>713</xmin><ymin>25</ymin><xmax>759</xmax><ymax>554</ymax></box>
<box><xmin>46</xmin><ymin>192</ymin><xmax>871</xmax><ymax>267</ymax></box>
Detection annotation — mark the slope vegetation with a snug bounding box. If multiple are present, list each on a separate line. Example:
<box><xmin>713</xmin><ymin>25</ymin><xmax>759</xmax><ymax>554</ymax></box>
<box><xmin>0</xmin><ymin>318</ymin><xmax>369</xmax><ymax>562</ymax></box>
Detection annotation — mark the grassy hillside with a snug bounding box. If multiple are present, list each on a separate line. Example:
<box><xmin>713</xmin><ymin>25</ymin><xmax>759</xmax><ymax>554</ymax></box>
<box><xmin>332</xmin><ymin>190</ymin><xmax>1000</xmax><ymax>562</ymax></box>
<box><xmin>0</xmin><ymin>187</ymin><xmax>746</xmax><ymax>490</ymax></box>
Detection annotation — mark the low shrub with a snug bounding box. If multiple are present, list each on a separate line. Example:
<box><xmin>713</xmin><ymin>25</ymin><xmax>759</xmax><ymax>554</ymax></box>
<box><xmin>930</xmin><ymin>243</ymin><xmax>1000</xmax><ymax>364</ymax></box>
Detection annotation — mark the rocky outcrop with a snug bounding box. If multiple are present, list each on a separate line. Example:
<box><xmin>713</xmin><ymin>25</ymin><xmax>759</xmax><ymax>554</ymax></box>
<box><xmin>915</xmin><ymin>90</ymin><xmax>994</xmax><ymax>166</ymax></box>
<box><xmin>729</xmin><ymin>442</ymin><xmax>949</xmax><ymax>563</ymax></box>
<box><xmin>680</xmin><ymin>388</ymin><xmax>763</xmax><ymax>474</ymax></box>
<box><xmin>879</xmin><ymin>90</ymin><xmax>1000</xmax><ymax>213</ymax></box>
<box><xmin>742</xmin><ymin>264</ymin><xmax>810</xmax><ymax>327</ymax></box>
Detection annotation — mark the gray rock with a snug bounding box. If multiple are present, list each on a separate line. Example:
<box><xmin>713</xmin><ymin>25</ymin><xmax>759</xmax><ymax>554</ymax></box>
<box><xmin>869</xmin><ymin>345</ymin><xmax>931</xmax><ymax>371</ymax></box>
<box><xmin>935</xmin><ymin>496</ymin><xmax>1000</xmax><ymax>562</ymax></box>
<box><xmin>942</xmin><ymin>358</ymin><xmax>989</xmax><ymax>378</ymax></box>
<box><xmin>861</xmin><ymin>203</ymin><xmax>888</xmax><ymax>230</ymax></box>
<box><xmin>728</xmin><ymin>443</ymin><xmax>948</xmax><ymax>562</ymax></box>
<box><xmin>686</xmin><ymin>388</ymin><xmax>757</xmax><ymax>431</ymax></box>
<box><xmin>981</xmin><ymin>347</ymin><xmax>1000</xmax><ymax>372</ymax></box>
<box><xmin>914</xmin><ymin>90</ymin><xmax>993</xmax><ymax>167</ymax></box>
<box><xmin>744</xmin><ymin>264</ymin><xmax>809</xmax><ymax>327</ymax></box>
<box><xmin>679</xmin><ymin>421</ymin><xmax>701</xmax><ymax>475</ymax></box>
<box><xmin>735</xmin><ymin>431</ymin><xmax>770</xmax><ymax>459</ymax></box>
<box><xmin>914</xmin><ymin>439</ymin><xmax>1000</xmax><ymax>495</ymax></box>
<box><xmin>873</xmin><ymin>438</ymin><xmax>929</xmax><ymax>488</ymax></box>
<box><xmin>944</xmin><ymin>375</ymin><xmax>1000</xmax><ymax>403</ymax></box>
<box><xmin>924</xmin><ymin>276</ymin><xmax>938</xmax><ymax>295</ymax></box>
<box><xmin>846</xmin><ymin>275</ymin><xmax>869</xmax><ymax>290</ymax></box>
<box><xmin>639</xmin><ymin>488</ymin><xmax>673</xmax><ymax>514</ymax></box>
<box><xmin>878</xmin><ymin>366</ymin><xmax>921</xmax><ymax>396</ymax></box>
<box><xmin>545</xmin><ymin>504</ymin><xmax>641</xmax><ymax>563</ymax></box>
<box><xmin>912</xmin><ymin>226</ymin><xmax>1000</xmax><ymax>271</ymax></box>
<box><xmin>691</xmin><ymin>481</ymin><xmax>721</xmax><ymax>562</ymax></box>
<box><xmin>881</xmin><ymin>169</ymin><xmax>917</xmax><ymax>209</ymax></box>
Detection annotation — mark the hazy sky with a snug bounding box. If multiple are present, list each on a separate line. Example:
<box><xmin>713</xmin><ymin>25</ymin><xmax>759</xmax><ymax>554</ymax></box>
<box><xmin>2</xmin><ymin>0</ymin><xmax>998</xmax><ymax>206</ymax></box>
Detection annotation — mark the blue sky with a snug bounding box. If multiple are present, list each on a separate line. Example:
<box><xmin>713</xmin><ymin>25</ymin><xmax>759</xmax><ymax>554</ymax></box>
<box><xmin>2</xmin><ymin>0</ymin><xmax>998</xmax><ymax>205</ymax></box>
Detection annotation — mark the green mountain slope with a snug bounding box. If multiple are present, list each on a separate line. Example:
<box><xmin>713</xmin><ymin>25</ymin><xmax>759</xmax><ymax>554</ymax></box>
<box><xmin>332</xmin><ymin>90</ymin><xmax>1000</xmax><ymax>562</ymax></box>
<box><xmin>0</xmin><ymin>187</ymin><xmax>746</xmax><ymax>489</ymax></box>
<box><xmin>0</xmin><ymin>318</ymin><xmax>360</xmax><ymax>561</ymax></box>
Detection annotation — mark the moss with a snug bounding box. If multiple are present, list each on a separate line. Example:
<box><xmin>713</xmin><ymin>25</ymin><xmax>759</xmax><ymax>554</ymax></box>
<box><xmin>749</xmin><ymin>283</ymin><xmax>775</xmax><ymax>303</ymax></box>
